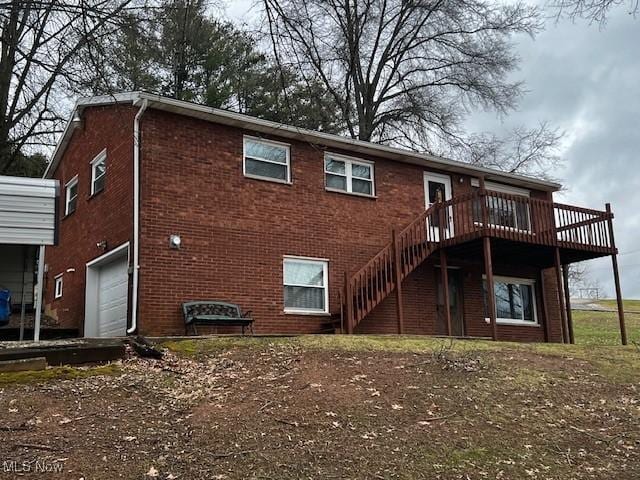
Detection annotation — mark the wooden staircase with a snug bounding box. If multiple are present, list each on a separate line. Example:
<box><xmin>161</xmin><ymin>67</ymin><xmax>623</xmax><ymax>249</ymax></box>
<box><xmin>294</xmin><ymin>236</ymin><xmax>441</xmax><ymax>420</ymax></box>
<box><xmin>341</xmin><ymin>198</ymin><xmax>453</xmax><ymax>334</ymax></box>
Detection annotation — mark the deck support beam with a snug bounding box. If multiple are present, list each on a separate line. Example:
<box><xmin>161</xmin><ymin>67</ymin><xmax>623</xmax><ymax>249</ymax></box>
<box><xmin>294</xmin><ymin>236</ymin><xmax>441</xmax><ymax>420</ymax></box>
<box><xmin>538</xmin><ymin>269</ymin><xmax>551</xmax><ymax>343</ymax></box>
<box><xmin>562</xmin><ymin>265</ymin><xmax>575</xmax><ymax>344</ymax></box>
<box><xmin>606</xmin><ymin>203</ymin><xmax>627</xmax><ymax>345</ymax></box>
<box><xmin>554</xmin><ymin>248</ymin><xmax>569</xmax><ymax>344</ymax></box>
<box><xmin>344</xmin><ymin>272</ymin><xmax>353</xmax><ymax>334</ymax></box>
<box><xmin>483</xmin><ymin>237</ymin><xmax>498</xmax><ymax>341</ymax></box>
<box><xmin>392</xmin><ymin>229</ymin><xmax>405</xmax><ymax>334</ymax></box>
<box><xmin>440</xmin><ymin>250</ymin><xmax>452</xmax><ymax>336</ymax></box>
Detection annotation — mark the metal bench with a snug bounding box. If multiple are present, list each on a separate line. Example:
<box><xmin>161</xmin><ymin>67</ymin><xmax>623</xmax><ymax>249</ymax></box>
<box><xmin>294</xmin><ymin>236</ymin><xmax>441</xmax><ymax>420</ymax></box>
<box><xmin>182</xmin><ymin>301</ymin><xmax>254</xmax><ymax>335</ymax></box>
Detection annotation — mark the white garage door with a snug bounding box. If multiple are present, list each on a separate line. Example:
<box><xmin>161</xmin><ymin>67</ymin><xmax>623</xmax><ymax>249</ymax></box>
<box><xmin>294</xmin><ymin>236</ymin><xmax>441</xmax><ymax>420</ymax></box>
<box><xmin>96</xmin><ymin>256</ymin><xmax>128</xmax><ymax>337</ymax></box>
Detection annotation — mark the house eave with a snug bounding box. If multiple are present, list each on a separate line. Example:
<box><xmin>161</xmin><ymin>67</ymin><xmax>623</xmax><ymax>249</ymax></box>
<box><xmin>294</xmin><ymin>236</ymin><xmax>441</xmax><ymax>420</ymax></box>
<box><xmin>44</xmin><ymin>92</ymin><xmax>562</xmax><ymax>192</ymax></box>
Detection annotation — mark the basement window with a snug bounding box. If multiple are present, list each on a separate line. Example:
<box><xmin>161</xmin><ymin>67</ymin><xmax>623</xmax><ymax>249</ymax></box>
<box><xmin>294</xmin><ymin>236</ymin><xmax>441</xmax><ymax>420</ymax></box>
<box><xmin>243</xmin><ymin>136</ymin><xmax>291</xmax><ymax>183</ymax></box>
<box><xmin>325</xmin><ymin>153</ymin><xmax>374</xmax><ymax>197</ymax></box>
<box><xmin>283</xmin><ymin>257</ymin><xmax>329</xmax><ymax>314</ymax></box>
<box><xmin>483</xmin><ymin>276</ymin><xmax>538</xmax><ymax>326</ymax></box>
<box><xmin>90</xmin><ymin>149</ymin><xmax>107</xmax><ymax>195</ymax></box>
<box><xmin>65</xmin><ymin>176</ymin><xmax>78</xmax><ymax>216</ymax></box>
<box><xmin>54</xmin><ymin>274</ymin><xmax>63</xmax><ymax>299</ymax></box>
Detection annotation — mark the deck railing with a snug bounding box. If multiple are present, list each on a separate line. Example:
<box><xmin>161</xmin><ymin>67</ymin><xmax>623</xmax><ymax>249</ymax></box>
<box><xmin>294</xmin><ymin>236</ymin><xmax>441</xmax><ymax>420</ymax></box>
<box><xmin>343</xmin><ymin>189</ymin><xmax>615</xmax><ymax>333</ymax></box>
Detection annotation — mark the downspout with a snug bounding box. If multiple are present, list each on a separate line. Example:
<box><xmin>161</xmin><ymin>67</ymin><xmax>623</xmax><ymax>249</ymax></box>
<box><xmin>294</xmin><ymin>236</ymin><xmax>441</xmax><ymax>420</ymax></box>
<box><xmin>128</xmin><ymin>98</ymin><xmax>148</xmax><ymax>334</ymax></box>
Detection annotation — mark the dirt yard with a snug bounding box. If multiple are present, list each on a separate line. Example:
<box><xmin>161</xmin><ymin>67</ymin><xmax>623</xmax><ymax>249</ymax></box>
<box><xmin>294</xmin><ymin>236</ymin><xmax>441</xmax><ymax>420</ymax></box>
<box><xmin>1</xmin><ymin>335</ymin><xmax>639</xmax><ymax>479</ymax></box>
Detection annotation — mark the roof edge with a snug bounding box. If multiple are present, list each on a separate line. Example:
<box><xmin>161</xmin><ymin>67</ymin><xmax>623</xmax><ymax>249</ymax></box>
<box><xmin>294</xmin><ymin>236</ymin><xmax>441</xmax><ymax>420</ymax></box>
<box><xmin>45</xmin><ymin>91</ymin><xmax>562</xmax><ymax>192</ymax></box>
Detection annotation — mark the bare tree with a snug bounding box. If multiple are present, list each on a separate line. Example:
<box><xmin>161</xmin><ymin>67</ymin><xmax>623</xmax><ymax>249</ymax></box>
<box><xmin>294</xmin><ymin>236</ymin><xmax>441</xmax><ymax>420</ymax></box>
<box><xmin>262</xmin><ymin>0</ymin><xmax>542</xmax><ymax>153</ymax></box>
<box><xmin>550</xmin><ymin>0</ymin><xmax>639</xmax><ymax>23</ymax></box>
<box><xmin>0</xmin><ymin>0</ymin><xmax>149</xmax><ymax>174</ymax></box>
<box><xmin>456</xmin><ymin>122</ymin><xmax>564</xmax><ymax>180</ymax></box>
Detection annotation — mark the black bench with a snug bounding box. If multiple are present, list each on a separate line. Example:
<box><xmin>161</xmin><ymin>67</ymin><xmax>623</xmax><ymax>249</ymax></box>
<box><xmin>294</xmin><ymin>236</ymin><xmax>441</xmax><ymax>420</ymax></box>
<box><xmin>182</xmin><ymin>301</ymin><xmax>254</xmax><ymax>335</ymax></box>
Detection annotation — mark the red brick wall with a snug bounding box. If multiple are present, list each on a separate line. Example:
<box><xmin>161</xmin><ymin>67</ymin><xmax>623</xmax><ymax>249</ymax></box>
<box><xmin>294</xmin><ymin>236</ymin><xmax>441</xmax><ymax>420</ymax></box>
<box><xmin>136</xmin><ymin>108</ymin><xmax>564</xmax><ymax>340</ymax></box>
<box><xmin>43</xmin><ymin>105</ymin><xmax>136</xmax><ymax>332</ymax></box>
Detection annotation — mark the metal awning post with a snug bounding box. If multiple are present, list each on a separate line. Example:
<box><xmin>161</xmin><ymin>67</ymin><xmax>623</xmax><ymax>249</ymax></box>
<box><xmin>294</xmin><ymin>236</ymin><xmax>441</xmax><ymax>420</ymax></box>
<box><xmin>33</xmin><ymin>245</ymin><xmax>45</xmax><ymax>342</ymax></box>
<box><xmin>19</xmin><ymin>246</ymin><xmax>29</xmax><ymax>341</ymax></box>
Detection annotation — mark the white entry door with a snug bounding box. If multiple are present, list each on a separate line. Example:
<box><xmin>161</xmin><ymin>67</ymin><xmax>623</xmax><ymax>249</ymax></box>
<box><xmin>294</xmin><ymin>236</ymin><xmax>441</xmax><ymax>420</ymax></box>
<box><xmin>423</xmin><ymin>172</ymin><xmax>454</xmax><ymax>241</ymax></box>
<box><xmin>85</xmin><ymin>244</ymin><xmax>129</xmax><ymax>337</ymax></box>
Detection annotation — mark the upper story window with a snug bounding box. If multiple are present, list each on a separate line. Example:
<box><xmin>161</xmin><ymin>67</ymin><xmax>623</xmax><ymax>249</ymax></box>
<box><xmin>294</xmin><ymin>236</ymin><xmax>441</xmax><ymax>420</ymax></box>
<box><xmin>90</xmin><ymin>150</ymin><xmax>107</xmax><ymax>195</ymax></box>
<box><xmin>65</xmin><ymin>176</ymin><xmax>78</xmax><ymax>216</ymax></box>
<box><xmin>243</xmin><ymin>136</ymin><xmax>291</xmax><ymax>183</ymax></box>
<box><xmin>324</xmin><ymin>153</ymin><xmax>374</xmax><ymax>197</ymax></box>
<box><xmin>283</xmin><ymin>257</ymin><xmax>329</xmax><ymax>314</ymax></box>
<box><xmin>54</xmin><ymin>274</ymin><xmax>63</xmax><ymax>299</ymax></box>
<box><xmin>483</xmin><ymin>276</ymin><xmax>538</xmax><ymax>326</ymax></box>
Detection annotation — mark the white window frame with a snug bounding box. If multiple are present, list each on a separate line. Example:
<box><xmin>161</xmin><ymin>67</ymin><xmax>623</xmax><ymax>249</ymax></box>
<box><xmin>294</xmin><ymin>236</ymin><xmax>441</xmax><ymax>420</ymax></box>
<box><xmin>243</xmin><ymin>136</ymin><xmax>291</xmax><ymax>184</ymax></box>
<box><xmin>324</xmin><ymin>153</ymin><xmax>375</xmax><ymax>197</ymax></box>
<box><xmin>483</xmin><ymin>275</ymin><xmax>539</xmax><ymax>326</ymax></box>
<box><xmin>283</xmin><ymin>256</ymin><xmax>329</xmax><ymax>315</ymax></box>
<box><xmin>90</xmin><ymin>149</ymin><xmax>107</xmax><ymax>195</ymax></box>
<box><xmin>65</xmin><ymin>175</ymin><xmax>79</xmax><ymax>216</ymax></box>
<box><xmin>472</xmin><ymin>180</ymin><xmax>532</xmax><ymax>233</ymax></box>
<box><xmin>54</xmin><ymin>274</ymin><xmax>63</xmax><ymax>299</ymax></box>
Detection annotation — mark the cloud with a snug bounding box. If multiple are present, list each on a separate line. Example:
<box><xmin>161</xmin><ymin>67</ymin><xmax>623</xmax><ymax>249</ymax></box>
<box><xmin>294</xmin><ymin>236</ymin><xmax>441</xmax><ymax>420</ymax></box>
<box><xmin>466</xmin><ymin>6</ymin><xmax>640</xmax><ymax>298</ymax></box>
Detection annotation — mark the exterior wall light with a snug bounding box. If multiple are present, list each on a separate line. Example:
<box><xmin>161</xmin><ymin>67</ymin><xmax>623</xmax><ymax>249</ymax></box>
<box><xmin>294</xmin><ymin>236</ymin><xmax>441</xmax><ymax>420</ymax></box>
<box><xmin>169</xmin><ymin>234</ymin><xmax>182</xmax><ymax>249</ymax></box>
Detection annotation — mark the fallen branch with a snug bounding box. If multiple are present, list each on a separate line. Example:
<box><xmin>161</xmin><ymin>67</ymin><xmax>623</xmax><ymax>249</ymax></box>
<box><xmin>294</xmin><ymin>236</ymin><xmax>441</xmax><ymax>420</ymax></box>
<box><xmin>569</xmin><ymin>425</ymin><xmax>626</xmax><ymax>443</ymax></box>
<box><xmin>419</xmin><ymin>412</ymin><xmax>457</xmax><ymax>423</ymax></box>
<box><xmin>0</xmin><ymin>425</ymin><xmax>30</xmax><ymax>432</ymax></box>
<box><xmin>211</xmin><ymin>449</ymin><xmax>256</xmax><ymax>459</ymax></box>
<box><xmin>275</xmin><ymin>418</ymin><xmax>302</xmax><ymax>427</ymax></box>
<box><xmin>259</xmin><ymin>400</ymin><xmax>273</xmax><ymax>412</ymax></box>
<box><xmin>14</xmin><ymin>443</ymin><xmax>58</xmax><ymax>451</ymax></box>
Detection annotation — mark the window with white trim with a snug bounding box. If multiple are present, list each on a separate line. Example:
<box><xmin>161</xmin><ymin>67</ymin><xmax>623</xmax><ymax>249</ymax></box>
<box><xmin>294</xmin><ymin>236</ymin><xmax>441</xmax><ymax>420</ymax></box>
<box><xmin>283</xmin><ymin>257</ymin><xmax>329</xmax><ymax>314</ymax></box>
<box><xmin>483</xmin><ymin>276</ymin><xmax>537</xmax><ymax>325</ymax></box>
<box><xmin>54</xmin><ymin>275</ymin><xmax>63</xmax><ymax>299</ymax></box>
<box><xmin>324</xmin><ymin>154</ymin><xmax>374</xmax><ymax>196</ymax></box>
<box><xmin>243</xmin><ymin>136</ymin><xmax>290</xmax><ymax>183</ymax></box>
<box><xmin>65</xmin><ymin>176</ymin><xmax>78</xmax><ymax>216</ymax></box>
<box><xmin>90</xmin><ymin>150</ymin><xmax>107</xmax><ymax>195</ymax></box>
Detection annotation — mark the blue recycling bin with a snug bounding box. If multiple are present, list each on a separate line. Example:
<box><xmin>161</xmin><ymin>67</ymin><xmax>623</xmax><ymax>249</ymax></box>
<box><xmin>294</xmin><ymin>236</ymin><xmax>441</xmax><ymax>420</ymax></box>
<box><xmin>0</xmin><ymin>289</ymin><xmax>10</xmax><ymax>326</ymax></box>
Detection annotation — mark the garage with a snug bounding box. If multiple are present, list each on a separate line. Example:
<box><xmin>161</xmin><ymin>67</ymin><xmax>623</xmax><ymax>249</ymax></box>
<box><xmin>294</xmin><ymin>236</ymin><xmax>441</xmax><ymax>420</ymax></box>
<box><xmin>84</xmin><ymin>243</ymin><xmax>129</xmax><ymax>337</ymax></box>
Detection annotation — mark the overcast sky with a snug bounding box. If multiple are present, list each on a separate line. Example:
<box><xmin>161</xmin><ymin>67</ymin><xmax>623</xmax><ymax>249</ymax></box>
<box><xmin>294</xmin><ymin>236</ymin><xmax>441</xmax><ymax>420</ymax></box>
<box><xmin>226</xmin><ymin>1</ymin><xmax>639</xmax><ymax>299</ymax></box>
<box><xmin>463</xmin><ymin>6</ymin><xmax>639</xmax><ymax>299</ymax></box>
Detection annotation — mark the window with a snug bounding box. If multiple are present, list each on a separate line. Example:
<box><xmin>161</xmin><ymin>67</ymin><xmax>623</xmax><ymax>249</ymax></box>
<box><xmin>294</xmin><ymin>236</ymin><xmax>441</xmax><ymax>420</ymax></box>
<box><xmin>483</xmin><ymin>276</ymin><xmax>537</xmax><ymax>325</ymax></box>
<box><xmin>90</xmin><ymin>150</ymin><xmax>107</xmax><ymax>195</ymax></box>
<box><xmin>54</xmin><ymin>275</ymin><xmax>63</xmax><ymax>299</ymax></box>
<box><xmin>325</xmin><ymin>154</ymin><xmax>374</xmax><ymax>196</ymax></box>
<box><xmin>283</xmin><ymin>257</ymin><xmax>329</xmax><ymax>314</ymax></box>
<box><xmin>473</xmin><ymin>181</ymin><xmax>531</xmax><ymax>232</ymax></box>
<box><xmin>65</xmin><ymin>176</ymin><xmax>78</xmax><ymax>216</ymax></box>
<box><xmin>243</xmin><ymin>136</ymin><xmax>290</xmax><ymax>183</ymax></box>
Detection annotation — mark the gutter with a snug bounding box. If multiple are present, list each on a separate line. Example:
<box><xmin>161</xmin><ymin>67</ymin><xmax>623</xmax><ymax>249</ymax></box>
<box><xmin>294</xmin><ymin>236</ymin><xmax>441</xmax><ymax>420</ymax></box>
<box><xmin>128</xmin><ymin>97</ymin><xmax>148</xmax><ymax>334</ymax></box>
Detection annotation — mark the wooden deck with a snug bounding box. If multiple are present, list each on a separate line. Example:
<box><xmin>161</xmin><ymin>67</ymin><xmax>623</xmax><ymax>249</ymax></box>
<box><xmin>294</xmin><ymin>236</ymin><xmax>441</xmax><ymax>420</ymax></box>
<box><xmin>342</xmin><ymin>186</ymin><xmax>626</xmax><ymax>344</ymax></box>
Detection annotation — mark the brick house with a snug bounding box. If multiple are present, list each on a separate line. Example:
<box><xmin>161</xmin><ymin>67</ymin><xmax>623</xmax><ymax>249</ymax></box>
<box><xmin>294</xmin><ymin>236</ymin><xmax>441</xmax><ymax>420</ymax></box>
<box><xmin>42</xmin><ymin>92</ymin><xmax>627</xmax><ymax>343</ymax></box>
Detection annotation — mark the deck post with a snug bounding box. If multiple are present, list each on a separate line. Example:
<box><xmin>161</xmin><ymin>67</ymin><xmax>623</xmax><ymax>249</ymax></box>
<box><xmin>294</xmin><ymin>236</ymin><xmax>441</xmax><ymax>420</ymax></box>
<box><xmin>440</xmin><ymin>250</ymin><xmax>452</xmax><ymax>336</ymax></box>
<box><xmin>606</xmin><ymin>203</ymin><xmax>627</xmax><ymax>345</ymax></box>
<box><xmin>554</xmin><ymin>248</ymin><xmax>569</xmax><ymax>344</ymax></box>
<box><xmin>562</xmin><ymin>265</ymin><xmax>575</xmax><ymax>344</ymax></box>
<box><xmin>538</xmin><ymin>270</ymin><xmax>551</xmax><ymax>343</ymax></box>
<box><xmin>344</xmin><ymin>271</ymin><xmax>354</xmax><ymax>334</ymax></box>
<box><xmin>483</xmin><ymin>237</ymin><xmax>498</xmax><ymax>341</ymax></box>
<box><xmin>392</xmin><ymin>229</ymin><xmax>405</xmax><ymax>334</ymax></box>
<box><xmin>479</xmin><ymin>176</ymin><xmax>489</xmax><ymax>233</ymax></box>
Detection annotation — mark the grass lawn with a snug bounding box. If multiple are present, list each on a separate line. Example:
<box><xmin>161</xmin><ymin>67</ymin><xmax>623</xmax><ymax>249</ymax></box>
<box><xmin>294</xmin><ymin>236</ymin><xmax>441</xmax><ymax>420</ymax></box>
<box><xmin>0</xmin><ymin>308</ymin><xmax>638</xmax><ymax>479</ymax></box>
<box><xmin>573</xmin><ymin>299</ymin><xmax>640</xmax><ymax>346</ymax></box>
